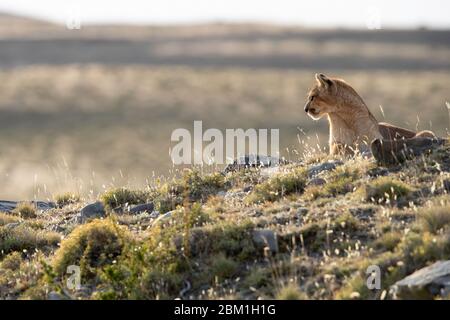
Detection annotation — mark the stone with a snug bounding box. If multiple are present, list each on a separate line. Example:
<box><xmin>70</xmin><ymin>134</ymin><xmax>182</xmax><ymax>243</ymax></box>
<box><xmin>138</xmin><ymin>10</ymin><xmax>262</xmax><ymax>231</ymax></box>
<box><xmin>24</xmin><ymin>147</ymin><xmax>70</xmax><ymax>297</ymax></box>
<box><xmin>223</xmin><ymin>155</ymin><xmax>289</xmax><ymax>173</ymax></box>
<box><xmin>391</xmin><ymin>260</ymin><xmax>450</xmax><ymax>299</ymax></box>
<box><xmin>367</xmin><ymin>167</ymin><xmax>389</xmax><ymax>178</ymax></box>
<box><xmin>128</xmin><ymin>202</ymin><xmax>154</xmax><ymax>214</ymax></box>
<box><xmin>307</xmin><ymin>160</ymin><xmax>343</xmax><ymax>178</ymax></box>
<box><xmin>151</xmin><ymin>210</ymin><xmax>174</xmax><ymax>226</ymax></box>
<box><xmin>224</xmin><ymin>191</ymin><xmax>246</xmax><ymax>199</ymax></box>
<box><xmin>296</xmin><ymin>207</ymin><xmax>308</xmax><ymax>215</ymax></box>
<box><xmin>252</xmin><ymin>229</ymin><xmax>278</xmax><ymax>253</ymax></box>
<box><xmin>273</xmin><ymin>212</ymin><xmax>291</xmax><ymax>225</ymax></box>
<box><xmin>0</xmin><ymin>200</ymin><xmax>55</xmax><ymax>213</ymax></box>
<box><xmin>76</xmin><ymin>201</ymin><xmax>105</xmax><ymax>223</ymax></box>
<box><xmin>249</xmin><ymin>209</ymin><xmax>263</xmax><ymax>217</ymax></box>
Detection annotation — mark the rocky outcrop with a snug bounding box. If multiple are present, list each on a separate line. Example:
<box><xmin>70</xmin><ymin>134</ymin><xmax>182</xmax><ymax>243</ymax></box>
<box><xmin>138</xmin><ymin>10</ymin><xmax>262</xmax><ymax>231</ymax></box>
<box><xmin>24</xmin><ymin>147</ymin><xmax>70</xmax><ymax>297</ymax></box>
<box><xmin>307</xmin><ymin>160</ymin><xmax>343</xmax><ymax>178</ymax></box>
<box><xmin>0</xmin><ymin>200</ymin><xmax>55</xmax><ymax>212</ymax></box>
<box><xmin>75</xmin><ymin>201</ymin><xmax>105</xmax><ymax>223</ymax></box>
<box><xmin>252</xmin><ymin>229</ymin><xmax>279</xmax><ymax>253</ymax></box>
<box><xmin>391</xmin><ymin>260</ymin><xmax>450</xmax><ymax>299</ymax></box>
<box><xmin>223</xmin><ymin>155</ymin><xmax>288</xmax><ymax>173</ymax></box>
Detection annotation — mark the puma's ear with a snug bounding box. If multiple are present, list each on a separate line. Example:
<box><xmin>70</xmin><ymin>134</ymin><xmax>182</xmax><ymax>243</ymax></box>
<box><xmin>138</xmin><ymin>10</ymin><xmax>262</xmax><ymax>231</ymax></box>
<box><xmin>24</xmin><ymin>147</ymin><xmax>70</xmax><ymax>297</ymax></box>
<box><xmin>315</xmin><ymin>73</ymin><xmax>334</xmax><ymax>88</ymax></box>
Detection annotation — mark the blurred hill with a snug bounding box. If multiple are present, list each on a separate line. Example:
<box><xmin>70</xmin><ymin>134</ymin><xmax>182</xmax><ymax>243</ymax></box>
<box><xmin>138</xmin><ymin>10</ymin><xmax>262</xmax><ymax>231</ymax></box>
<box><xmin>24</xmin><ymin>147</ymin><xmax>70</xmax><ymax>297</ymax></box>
<box><xmin>0</xmin><ymin>13</ymin><xmax>449</xmax><ymax>199</ymax></box>
<box><xmin>1</xmin><ymin>13</ymin><xmax>450</xmax><ymax>70</ymax></box>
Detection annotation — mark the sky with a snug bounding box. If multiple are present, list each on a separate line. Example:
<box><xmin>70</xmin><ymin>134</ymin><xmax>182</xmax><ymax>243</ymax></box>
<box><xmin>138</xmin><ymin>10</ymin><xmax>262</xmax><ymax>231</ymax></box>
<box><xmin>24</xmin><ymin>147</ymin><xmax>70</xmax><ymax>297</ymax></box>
<box><xmin>0</xmin><ymin>0</ymin><xmax>449</xmax><ymax>28</ymax></box>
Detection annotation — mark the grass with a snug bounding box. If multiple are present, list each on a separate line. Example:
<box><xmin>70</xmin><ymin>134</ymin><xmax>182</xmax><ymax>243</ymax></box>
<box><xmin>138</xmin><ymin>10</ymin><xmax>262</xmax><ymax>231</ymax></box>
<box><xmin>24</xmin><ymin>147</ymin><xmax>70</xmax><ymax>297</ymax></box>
<box><xmin>2</xmin><ymin>139</ymin><xmax>450</xmax><ymax>299</ymax></box>
<box><xmin>246</xmin><ymin>167</ymin><xmax>307</xmax><ymax>203</ymax></box>
<box><xmin>0</xmin><ymin>224</ymin><xmax>60</xmax><ymax>256</ymax></box>
<box><xmin>100</xmin><ymin>188</ymin><xmax>148</xmax><ymax>210</ymax></box>
<box><xmin>52</xmin><ymin>219</ymin><xmax>131</xmax><ymax>279</ymax></box>
<box><xmin>0</xmin><ymin>252</ymin><xmax>23</xmax><ymax>270</ymax></box>
<box><xmin>0</xmin><ymin>212</ymin><xmax>21</xmax><ymax>226</ymax></box>
<box><xmin>372</xmin><ymin>231</ymin><xmax>403</xmax><ymax>251</ymax></box>
<box><xmin>12</xmin><ymin>202</ymin><xmax>37</xmax><ymax>219</ymax></box>
<box><xmin>55</xmin><ymin>193</ymin><xmax>80</xmax><ymax>207</ymax></box>
<box><xmin>364</xmin><ymin>177</ymin><xmax>412</xmax><ymax>203</ymax></box>
<box><xmin>303</xmin><ymin>164</ymin><xmax>362</xmax><ymax>200</ymax></box>
<box><xmin>276</xmin><ymin>283</ymin><xmax>307</xmax><ymax>300</ymax></box>
<box><xmin>210</xmin><ymin>254</ymin><xmax>238</xmax><ymax>280</ymax></box>
<box><xmin>0</xmin><ymin>25</ymin><xmax>449</xmax><ymax>299</ymax></box>
<box><xmin>417</xmin><ymin>204</ymin><xmax>450</xmax><ymax>233</ymax></box>
<box><xmin>147</xmin><ymin>170</ymin><xmax>228</xmax><ymax>213</ymax></box>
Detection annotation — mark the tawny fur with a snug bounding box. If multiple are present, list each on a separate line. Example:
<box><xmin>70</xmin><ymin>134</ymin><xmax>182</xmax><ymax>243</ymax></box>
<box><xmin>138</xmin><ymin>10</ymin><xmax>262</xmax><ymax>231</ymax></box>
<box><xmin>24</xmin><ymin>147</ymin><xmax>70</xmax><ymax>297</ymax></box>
<box><xmin>304</xmin><ymin>73</ymin><xmax>436</xmax><ymax>155</ymax></box>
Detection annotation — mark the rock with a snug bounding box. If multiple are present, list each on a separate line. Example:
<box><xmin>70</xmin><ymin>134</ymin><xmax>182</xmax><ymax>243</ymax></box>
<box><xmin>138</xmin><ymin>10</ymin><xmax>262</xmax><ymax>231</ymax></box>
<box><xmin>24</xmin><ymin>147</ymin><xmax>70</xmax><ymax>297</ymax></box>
<box><xmin>367</xmin><ymin>167</ymin><xmax>389</xmax><ymax>178</ymax></box>
<box><xmin>149</xmin><ymin>211</ymin><xmax>160</xmax><ymax>218</ymax></box>
<box><xmin>308</xmin><ymin>177</ymin><xmax>326</xmax><ymax>186</ymax></box>
<box><xmin>249</xmin><ymin>209</ymin><xmax>263</xmax><ymax>217</ymax></box>
<box><xmin>296</xmin><ymin>207</ymin><xmax>308</xmax><ymax>215</ymax></box>
<box><xmin>224</xmin><ymin>191</ymin><xmax>246</xmax><ymax>199</ymax></box>
<box><xmin>0</xmin><ymin>200</ymin><xmax>55</xmax><ymax>213</ymax></box>
<box><xmin>243</xmin><ymin>186</ymin><xmax>252</xmax><ymax>193</ymax></box>
<box><xmin>224</xmin><ymin>155</ymin><xmax>289</xmax><ymax>173</ymax></box>
<box><xmin>307</xmin><ymin>160</ymin><xmax>343</xmax><ymax>178</ymax></box>
<box><xmin>76</xmin><ymin>201</ymin><xmax>105</xmax><ymax>223</ymax></box>
<box><xmin>273</xmin><ymin>212</ymin><xmax>291</xmax><ymax>225</ymax></box>
<box><xmin>391</xmin><ymin>260</ymin><xmax>450</xmax><ymax>299</ymax></box>
<box><xmin>151</xmin><ymin>210</ymin><xmax>174</xmax><ymax>226</ymax></box>
<box><xmin>252</xmin><ymin>229</ymin><xmax>278</xmax><ymax>253</ymax></box>
<box><xmin>0</xmin><ymin>201</ymin><xmax>17</xmax><ymax>212</ymax></box>
<box><xmin>128</xmin><ymin>202</ymin><xmax>154</xmax><ymax>214</ymax></box>
<box><xmin>33</xmin><ymin>201</ymin><xmax>56</xmax><ymax>211</ymax></box>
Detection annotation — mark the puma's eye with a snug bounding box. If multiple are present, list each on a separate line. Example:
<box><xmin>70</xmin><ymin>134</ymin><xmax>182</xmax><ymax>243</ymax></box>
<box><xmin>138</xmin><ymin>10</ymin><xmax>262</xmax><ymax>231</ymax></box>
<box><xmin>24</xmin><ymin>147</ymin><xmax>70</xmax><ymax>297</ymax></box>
<box><xmin>310</xmin><ymin>96</ymin><xmax>315</xmax><ymax>101</ymax></box>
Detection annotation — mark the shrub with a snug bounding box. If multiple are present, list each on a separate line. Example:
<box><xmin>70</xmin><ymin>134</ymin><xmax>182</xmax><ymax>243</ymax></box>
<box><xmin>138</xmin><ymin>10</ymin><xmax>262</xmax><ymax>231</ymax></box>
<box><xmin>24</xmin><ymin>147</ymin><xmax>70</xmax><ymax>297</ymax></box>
<box><xmin>0</xmin><ymin>225</ymin><xmax>60</xmax><ymax>255</ymax></box>
<box><xmin>186</xmin><ymin>221</ymin><xmax>257</xmax><ymax>261</ymax></box>
<box><xmin>0</xmin><ymin>212</ymin><xmax>21</xmax><ymax>226</ymax></box>
<box><xmin>183</xmin><ymin>170</ymin><xmax>227</xmax><ymax>202</ymax></box>
<box><xmin>244</xmin><ymin>267</ymin><xmax>272</xmax><ymax>289</ymax></box>
<box><xmin>325</xmin><ymin>166</ymin><xmax>360</xmax><ymax>196</ymax></box>
<box><xmin>276</xmin><ymin>283</ymin><xmax>307</xmax><ymax>300</ymax></box>
<box><xmin>334</xmin><ymin>212</ymin><xmax>360</xmax><ymax>232</ymax></box>
<box><xmin>246</xmin><ymin>167</ymin><xmax>307</xmax><ymax>203</ymax></box>
<box><xmin>101</xmin><ymin>188</ymin><xmax>147</xmax><ymax>210</ymax></box>
<box><xmin>52</xmin><ymin>219</ymin><xmax>131</xmax><ymax>279</ymax></box>
<box><xmin>147</xmin><ymin>170</ymin><xmax>228</xmax><ymax>213</ymax></box>
<box><xmin>417</xmin><ymin>204</ymin><xmax>450</xmax><ymax>233</ymax></box>
<box><xmin>364</xmin><ymin>177</ymin><xmax>412</xmax><ymax>203</ymax></box>
<box><xmin>210</xmin><ymin>254</ymin><xmax>238</xmax><ymax>280</ymax></box>
<box><xmin>55</xmin><ymin>193</ymin><xmax>80</xmax><ymax>207</ymax></box>
<box><xmin>12</xmin><ymin>202</ymin><xmax>37</xmax><ymax>219</ymax></box>
<box><xmin>372</xmin><ymin>231</ymin><xmax>402</xmax><ymax>251</ymax></box>
<box><xmin>0</xmin><ymin>251</ymin><xmax>23</xmax><ymax>270</ymax></box>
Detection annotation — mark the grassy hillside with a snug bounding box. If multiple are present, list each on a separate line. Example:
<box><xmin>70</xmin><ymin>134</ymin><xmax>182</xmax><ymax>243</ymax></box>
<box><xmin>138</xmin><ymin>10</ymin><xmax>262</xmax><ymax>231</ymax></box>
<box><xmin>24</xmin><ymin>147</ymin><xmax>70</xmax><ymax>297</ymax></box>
<box><xmin>1</xmin><ymin>143</ymin><xmax>450</xmax><ymax>300</ymax></box>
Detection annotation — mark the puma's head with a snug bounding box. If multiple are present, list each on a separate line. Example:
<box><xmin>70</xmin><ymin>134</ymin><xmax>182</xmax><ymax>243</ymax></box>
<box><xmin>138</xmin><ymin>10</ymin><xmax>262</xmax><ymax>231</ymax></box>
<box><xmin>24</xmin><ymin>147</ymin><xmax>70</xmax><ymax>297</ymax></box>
<box><xmin>304</xmin><ymin>73</ymin><xmax>339</xmax><ymax>120</ymax></box>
